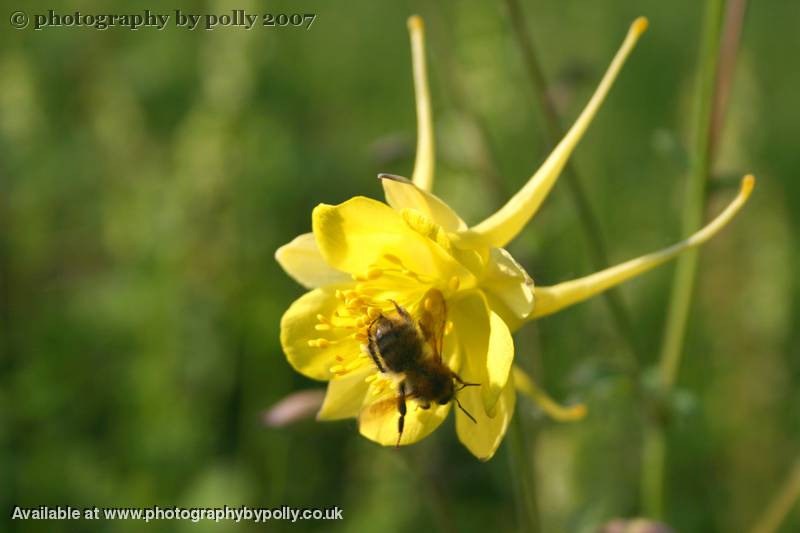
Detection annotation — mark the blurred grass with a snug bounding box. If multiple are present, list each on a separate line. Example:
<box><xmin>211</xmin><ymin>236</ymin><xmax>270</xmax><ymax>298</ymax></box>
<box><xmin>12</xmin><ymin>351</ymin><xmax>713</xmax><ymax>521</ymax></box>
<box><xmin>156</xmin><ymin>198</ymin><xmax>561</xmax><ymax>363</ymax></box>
<box><xmin>2</xmin><ymin>0</ymin><xmax>799</xmax><ymax>532</ymax></box>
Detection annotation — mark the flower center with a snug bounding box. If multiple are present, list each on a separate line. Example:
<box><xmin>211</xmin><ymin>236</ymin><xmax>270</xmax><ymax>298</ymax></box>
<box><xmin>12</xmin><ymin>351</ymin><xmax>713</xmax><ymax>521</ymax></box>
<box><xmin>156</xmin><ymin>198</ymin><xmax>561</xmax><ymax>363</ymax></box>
<box><xmin>306</xmin><ymin>254</ymin><xmax>459</xmax><ymax>391</ymax></box>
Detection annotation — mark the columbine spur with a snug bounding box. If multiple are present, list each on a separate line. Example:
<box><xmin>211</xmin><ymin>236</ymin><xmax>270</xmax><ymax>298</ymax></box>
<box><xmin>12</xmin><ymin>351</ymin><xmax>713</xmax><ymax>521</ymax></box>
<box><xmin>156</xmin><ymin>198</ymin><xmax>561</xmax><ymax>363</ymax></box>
<box><xmin>275</xmin><ymin>16</ymin><xmax>753</xmax><ymax>460</ymax></box>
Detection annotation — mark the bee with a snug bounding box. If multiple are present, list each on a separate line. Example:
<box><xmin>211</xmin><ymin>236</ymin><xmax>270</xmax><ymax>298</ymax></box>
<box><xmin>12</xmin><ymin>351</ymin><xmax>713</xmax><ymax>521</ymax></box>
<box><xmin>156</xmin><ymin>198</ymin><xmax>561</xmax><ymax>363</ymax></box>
<box><xmin>362</xmin><ymin>288</ymin><xmax>478</xmax><ymax>446</ymax></box>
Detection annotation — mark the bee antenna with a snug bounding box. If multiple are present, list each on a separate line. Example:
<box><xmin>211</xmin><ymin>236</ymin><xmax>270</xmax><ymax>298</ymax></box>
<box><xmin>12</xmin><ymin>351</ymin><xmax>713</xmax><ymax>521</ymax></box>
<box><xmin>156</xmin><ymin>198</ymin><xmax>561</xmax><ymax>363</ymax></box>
<box><xmin>455</xmin><ymin>398</ymin><xmax>477</xmax><ymax>424</ymax></box>
<box><xmin>456</xmin><ymin>382</ymin><xmax>480</xmax><ymax>392</ymax></box>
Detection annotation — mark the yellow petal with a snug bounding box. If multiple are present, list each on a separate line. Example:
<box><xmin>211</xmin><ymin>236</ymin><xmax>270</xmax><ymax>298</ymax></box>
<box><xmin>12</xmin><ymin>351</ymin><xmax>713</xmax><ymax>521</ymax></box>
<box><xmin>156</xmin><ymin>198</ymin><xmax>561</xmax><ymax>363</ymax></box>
<box><xmin>450</xmin><ymin>291</ymin><xmax>514</xmax><ymax>416</ymax></box>
<box><xmin>312</xmin><ymin>196</ymin><xmax>466</xmax><ymax>281</ymax></box>
<box><xmin>512</xmin><ymin>366</ymin><xmax>586</xmax><ymax>422</ymax></box>
<box><xmin>358</xmin><ymin>390</ymin><xmax>451</xmax><ymax>446</ymax></box>
<box><xmin>484</xmin><ymin>292</ymin><xmax>525</xmax><ymax>334</ymax></box>
<box><xmin>279</xmin><ymin>286</ymin><xmax>361</xmax><ymax>381</ymax></box>
<box><xmin>531</xmin><ymin>175</ymin><xmax>755</xmax><ymax>319</ymax></box>
<box><xmin>455</xmin><ymin>371</ymin><xmax>516</xmax><ymax>461</ymax></box>
<box><xmin>407</xmin><ymin>16</ymin><xmax>435</xmax><ymax>192</ymax></box>
<box><xmin>381</xmin><ymin>174</ymin><xmax>466</xmax><ymax>231</ymax></box>
<box><xmin>275</xmin><ymin>233</ymin><xmax>351</xmax><ymax>289</ymax></box>
<box><xmin>317</xmin><ymin>366</ymin><xmax>373</xmax><ymax>421</ymax></box>
<box><xmin>480</xmin><ymin>248</ymin><xmax>535</xmax><ymax>321</ymax></box>
<box><xmin>455</xmin><ymin>18</ymin><xmax>649</xmax><ymax>249</ymax></box>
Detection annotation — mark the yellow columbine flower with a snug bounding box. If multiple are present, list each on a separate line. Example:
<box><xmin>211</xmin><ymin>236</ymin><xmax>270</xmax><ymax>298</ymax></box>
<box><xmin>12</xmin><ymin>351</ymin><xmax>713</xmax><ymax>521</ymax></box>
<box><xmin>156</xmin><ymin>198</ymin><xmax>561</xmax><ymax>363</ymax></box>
<box><xmin>276</xmin><ymin>16</ymin><xmax>754</xmax><ymax>460</ymax></box>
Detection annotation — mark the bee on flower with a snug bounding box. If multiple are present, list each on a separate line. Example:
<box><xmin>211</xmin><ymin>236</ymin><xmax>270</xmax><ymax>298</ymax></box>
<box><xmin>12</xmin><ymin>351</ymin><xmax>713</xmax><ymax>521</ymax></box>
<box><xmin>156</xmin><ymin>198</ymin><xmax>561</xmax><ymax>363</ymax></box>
<box><xmin>275</xmin><ymin>16</ymin><xmax>754</xmax><ymax>460</ymax></box>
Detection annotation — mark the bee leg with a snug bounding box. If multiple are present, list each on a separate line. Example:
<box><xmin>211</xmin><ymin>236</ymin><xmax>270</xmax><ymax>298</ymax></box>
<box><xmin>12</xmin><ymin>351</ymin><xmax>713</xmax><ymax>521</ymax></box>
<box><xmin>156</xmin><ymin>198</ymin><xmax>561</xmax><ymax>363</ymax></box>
<box><xmin>389</xmin><ymin>299</ymin><xmax>412</xmax><ymax>322</ymax></box>
<box><xmin>396</xmin><ymin>381</ymin><xmax>407</xmax><ymax>448</ymax></box>
<box><xmin>366</xmin><ymin>323</ymin><xmax>386</xmax><ymax>373</ymax></box>
<box><xmin>452</xmin><ymin>371</ymin><xmax>480</xmax><ymax>390</ymax></box>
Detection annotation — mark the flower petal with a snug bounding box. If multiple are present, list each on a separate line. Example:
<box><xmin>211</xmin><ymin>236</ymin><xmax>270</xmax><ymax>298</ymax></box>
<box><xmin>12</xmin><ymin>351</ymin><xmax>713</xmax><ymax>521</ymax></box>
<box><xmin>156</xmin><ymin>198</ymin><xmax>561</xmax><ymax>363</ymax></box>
<box><xmin>513</xmin><ymin>366</ymin><xmax>586</xmax><ymax>421</ymax></box>
<box><xmin>279</xmin><ymin>286</ymin><xmax>361</xmax><ymax>381</ymax></box>
<box><xmin>480</xmin><ymin>248</ymin><xmax>535</xmax><ymax>322</ymax></box>
<box><xmin>456</xmin><ymin>372</ymin><xmax>516</xmax><ymax>461</ymax></box>
<box><xmin>358</xmin><ymin>392</ymin><xmax>451</xmax><ymax>446</ymax></box>
<box><xmin>275</xmin><ymin>233</ymin><xmax>351</xmax><ymax>289</ymax></box>
<box><xmin>381</xmin><ymin>174</ymin><xmax>466</xmax><ymax>231</ymax></box>
<box><xmin>455</xmin><ymin>18</ymin><xmax>649</xmax><ymax>249</ymax></box>
<box><xmin>312</xmin><ymin>196</ymin><xmax>466</xmax><ymax>280</ymax></box>
<box><xmin>531</xmin><ymin>175</ymin><xmax>755</xmax><ymax>319</ymax></box>
<box><xmin>317</xmin><ymin>365</ymin><xmax>374</xmax><ymax>421</ymax></box>
<box><xmin>407</xmin><ymin>16</ymin><xmax>435</xmax><ymax>192</ymax></box>
<box><xmin>450</xmin><ymin>291</ymin><xmax>514</xmax><ymax>416</ymax></box>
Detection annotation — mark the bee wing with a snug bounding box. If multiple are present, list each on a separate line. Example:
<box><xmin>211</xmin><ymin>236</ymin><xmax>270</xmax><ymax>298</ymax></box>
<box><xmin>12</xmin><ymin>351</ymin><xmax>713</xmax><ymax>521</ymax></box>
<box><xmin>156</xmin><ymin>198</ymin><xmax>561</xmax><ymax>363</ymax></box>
<box><xmin>417</xmin><ymin>288</ymin><xmax>447</xmax><ymax>363</ymax></box>
<box><xmin>359</xmin><ymin>396</ymin><xmax>400</xmax><ymax>423</ymax></box>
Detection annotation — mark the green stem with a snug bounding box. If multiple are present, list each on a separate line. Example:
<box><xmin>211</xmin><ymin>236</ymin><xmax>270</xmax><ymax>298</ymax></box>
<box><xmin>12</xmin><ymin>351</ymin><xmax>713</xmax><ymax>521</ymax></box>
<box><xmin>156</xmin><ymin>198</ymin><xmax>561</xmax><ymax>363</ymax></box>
<box><xmin>641</xmin><ymin>423</ymin><xmax>666</xmax><ymax>518</ymax></box>
<box><xmin>749</xmin><ymin>460</ymin><xmax>800</xmax><ymax>533</ymax></box>
<box><xmin>502</xmin><ymin>0</ymin><xmax>643</xmax><ymax>371</ymax></box>
<box><xmin>507</xmin><ymin>413</ymin><xmax>540</xmax><ymax>533</ymax></box>
<box><xmin>658</xmin><ymin>0</ymin><xmax>725</xmax><ymax>391</ymax></box>
<box><xmin>645</xmin><ymin>0</ymin><xmax>727</xmax><ymax>518</ymax></box>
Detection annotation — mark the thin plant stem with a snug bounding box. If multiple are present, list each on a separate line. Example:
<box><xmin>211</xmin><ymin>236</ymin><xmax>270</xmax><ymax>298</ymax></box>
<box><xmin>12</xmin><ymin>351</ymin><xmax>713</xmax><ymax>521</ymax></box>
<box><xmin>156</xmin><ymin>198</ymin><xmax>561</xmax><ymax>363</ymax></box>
<box><xmin>644</xmin><ymin>0</ymin><xmax>727</xmax><ymax>518</ymax></box>
<box><xmin>709</xmin><ymin>0</ymin><xmax>749</xmax><ymax>163</ymax></box>
<box><xmin>641</xmin><ymin>421</ymin><xmax>667</xmax><ymax>518</ymax></box>
<box><xmin>507</xmin><ymin>412</ymin><xmax>540</xmax><ymax>533</ymax></box>
<box><xmin>658</xmin><ymin>0</ymin><xmax>725</xmax><ymax>392</ymax></box>
<box><xmin>502</xmin><ymin>0</ymin><xmax>643</xmax><ymax>370</ymax></box>
<box><xmin>749</xmin><ymin>460</ymin><xmax>800</xmax><ymax>533</ymax></box>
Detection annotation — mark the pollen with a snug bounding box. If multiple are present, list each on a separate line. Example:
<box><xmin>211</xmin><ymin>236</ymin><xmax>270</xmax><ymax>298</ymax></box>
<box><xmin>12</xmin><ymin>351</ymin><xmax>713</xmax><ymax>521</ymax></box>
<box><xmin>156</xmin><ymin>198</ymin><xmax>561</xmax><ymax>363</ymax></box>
<box><xmin>346</xmin><ymin>298</ymin><xmax>364</xmax><ymax>309</ymax></box>
<box><xmin>449</xmin><ymin>276</ymin><xmax>460</xmax><ymax>292</ymax></box>
<box><xmin>308</xmin><ymin>338</ymin><xmax>331</xmax><ymax>348</ymax></box>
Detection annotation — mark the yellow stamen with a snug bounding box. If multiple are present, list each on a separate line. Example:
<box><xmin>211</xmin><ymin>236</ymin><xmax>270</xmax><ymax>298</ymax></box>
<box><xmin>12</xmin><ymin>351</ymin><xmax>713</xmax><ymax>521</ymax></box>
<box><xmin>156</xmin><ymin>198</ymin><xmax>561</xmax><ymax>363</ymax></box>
<box><xmin>309</xmin><ymin>338</ymin><xmax>331</xmax><ymax>349</ymax></box>
<box><xmin>449</xmin><ymin>276</ymin><xmax>460</xmax><ymax>292</ymax></box>
<box><xmin>346</xmin><ymin>298</ymin><xmax>363</xmax><ymax>309</ymax></box>
<box><xmin>314</xmin><ymin>324</ymin><xmax>331</xmax><ymax>331</ymax></box>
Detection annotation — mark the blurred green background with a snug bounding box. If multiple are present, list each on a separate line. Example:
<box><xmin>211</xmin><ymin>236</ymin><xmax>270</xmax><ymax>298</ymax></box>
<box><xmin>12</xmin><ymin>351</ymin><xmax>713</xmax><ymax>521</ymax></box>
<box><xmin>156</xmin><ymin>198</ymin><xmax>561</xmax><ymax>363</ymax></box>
<box><xmin>2</xmin><ymin>0</ymin><xmax>798</xmax><ymax>531</ymax></box>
